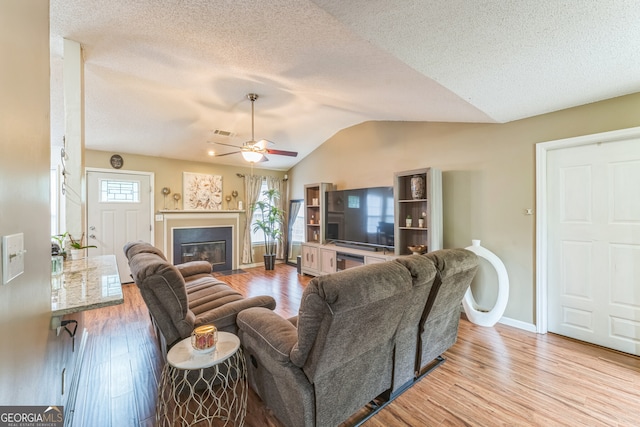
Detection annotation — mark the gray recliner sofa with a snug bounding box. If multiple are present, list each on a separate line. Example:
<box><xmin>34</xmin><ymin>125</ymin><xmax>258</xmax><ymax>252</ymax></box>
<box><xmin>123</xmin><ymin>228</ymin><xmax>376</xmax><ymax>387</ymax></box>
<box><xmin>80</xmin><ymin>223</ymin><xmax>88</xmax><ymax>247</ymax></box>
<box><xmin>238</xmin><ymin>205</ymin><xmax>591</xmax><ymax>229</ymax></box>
<box><xmin>236</xmin><ymin>248</ymin><xmax>478</xmax><ymax>427</ymax></box>
<box><xmin>417</xmin><ymin>249</ymin><xmax>479</xmax><ymax>376</ymax></box>
<box><xmin>124</xmin><ymin>241</ymin><xmax>276</xmax><ymax>355</ymax></box>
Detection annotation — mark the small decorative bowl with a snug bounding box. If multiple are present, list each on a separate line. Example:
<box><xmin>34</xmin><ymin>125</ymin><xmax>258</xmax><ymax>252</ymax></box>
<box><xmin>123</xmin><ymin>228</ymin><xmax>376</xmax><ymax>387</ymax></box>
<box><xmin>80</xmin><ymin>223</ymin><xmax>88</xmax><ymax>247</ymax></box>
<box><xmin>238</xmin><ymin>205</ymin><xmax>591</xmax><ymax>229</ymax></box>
<box><xmin>408</xmin><ymin>245</ymin><xmax>427</xmax><ymax>255</ymax></box>
<box><xmin>191</xmin><ymin>325</ymin><xmax>217</xmax><ymax>353</ymax></box>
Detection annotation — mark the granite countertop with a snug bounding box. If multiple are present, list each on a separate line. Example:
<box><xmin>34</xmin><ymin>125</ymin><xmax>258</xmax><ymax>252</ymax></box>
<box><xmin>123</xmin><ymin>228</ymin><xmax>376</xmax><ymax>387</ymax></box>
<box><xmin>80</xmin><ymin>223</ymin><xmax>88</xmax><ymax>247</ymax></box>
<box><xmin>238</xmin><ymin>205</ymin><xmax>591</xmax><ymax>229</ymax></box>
<box><xmin>51</xmin><ymin>254</ymin><xmax>124</xmax><ymax>317</ymax></box>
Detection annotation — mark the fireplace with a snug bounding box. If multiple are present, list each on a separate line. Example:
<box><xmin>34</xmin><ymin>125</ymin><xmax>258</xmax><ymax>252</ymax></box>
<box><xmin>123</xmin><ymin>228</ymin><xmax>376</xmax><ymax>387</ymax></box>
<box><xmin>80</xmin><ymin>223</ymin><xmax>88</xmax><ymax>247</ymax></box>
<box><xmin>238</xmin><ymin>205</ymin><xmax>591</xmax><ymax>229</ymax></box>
<box><xmin>172</xmin><ymin>226</ymin><xmax>233</xmax><ymax>272</ymax></box>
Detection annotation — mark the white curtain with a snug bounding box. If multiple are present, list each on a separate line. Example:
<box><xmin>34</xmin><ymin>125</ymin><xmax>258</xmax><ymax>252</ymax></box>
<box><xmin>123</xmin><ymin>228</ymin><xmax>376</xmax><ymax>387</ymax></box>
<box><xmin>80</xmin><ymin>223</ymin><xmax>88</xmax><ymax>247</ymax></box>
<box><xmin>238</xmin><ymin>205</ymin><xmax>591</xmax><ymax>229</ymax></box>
<box><xmin>287</xmin><ymin>200</ymin><xmax>303</xmax><ymax>262</ymax></box>
<box><xmin>267</xmin><ymin>176</ymin><xmax>286</xmax><ymax>259</ymax></box>
<box><xmin>241</xmin><ymin>174</ymin><xmax>264</xmax><ymax>264</ymax></box>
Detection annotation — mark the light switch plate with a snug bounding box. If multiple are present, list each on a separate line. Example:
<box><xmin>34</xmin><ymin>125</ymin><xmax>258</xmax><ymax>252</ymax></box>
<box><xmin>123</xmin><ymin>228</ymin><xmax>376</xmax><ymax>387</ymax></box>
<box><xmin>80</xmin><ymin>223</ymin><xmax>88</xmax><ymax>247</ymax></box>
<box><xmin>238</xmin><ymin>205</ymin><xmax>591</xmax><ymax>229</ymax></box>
<box><xmin>3</xmin><ymin>233</ymin><xmax>25</xmax><ymax>285</ymax></box>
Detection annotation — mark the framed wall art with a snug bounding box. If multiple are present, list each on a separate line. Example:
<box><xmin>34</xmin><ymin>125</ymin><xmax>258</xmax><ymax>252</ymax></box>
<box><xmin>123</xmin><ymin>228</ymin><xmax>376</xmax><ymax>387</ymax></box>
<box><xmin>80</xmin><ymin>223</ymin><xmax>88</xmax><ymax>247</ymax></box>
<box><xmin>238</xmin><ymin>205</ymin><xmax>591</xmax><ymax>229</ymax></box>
<box><xmin>183</xmin><ymin>172</ymin><xmax>223</xmax><ymax>210</ymax></box>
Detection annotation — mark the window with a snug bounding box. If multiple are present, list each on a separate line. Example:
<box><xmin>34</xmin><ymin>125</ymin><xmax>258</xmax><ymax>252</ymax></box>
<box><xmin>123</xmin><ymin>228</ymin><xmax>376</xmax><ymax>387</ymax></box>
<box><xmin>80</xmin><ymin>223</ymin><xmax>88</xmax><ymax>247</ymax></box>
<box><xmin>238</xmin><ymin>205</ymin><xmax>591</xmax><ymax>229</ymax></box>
<box><xmin>250</xmin><ymin>180</ymin><xmax>269</xmax><ymax>244</ymax></box>
<box><xmin>290</xmin><ymin>208</ymin><xmax>304</xmax><ymax>243</ymax></box>
<box><xmin>100</xmin><ymin>179</ymin><xmax>140</xmax><ymax>203</ymax></box>
<box><xmin>250</xmin><ymin>180</ymin><xmax>283</xmax><ymax>245</ymax></box>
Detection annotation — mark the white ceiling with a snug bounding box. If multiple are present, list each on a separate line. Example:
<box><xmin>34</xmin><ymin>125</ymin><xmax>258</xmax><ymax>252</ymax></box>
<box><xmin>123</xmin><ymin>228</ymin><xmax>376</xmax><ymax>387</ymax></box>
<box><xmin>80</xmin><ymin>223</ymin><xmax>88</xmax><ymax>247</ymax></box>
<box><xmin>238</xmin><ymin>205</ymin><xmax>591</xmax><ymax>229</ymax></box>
<box><xmin>50</xmin><ymin>0</ymin><xmax>640</xmax><ymax>170</ymax></box>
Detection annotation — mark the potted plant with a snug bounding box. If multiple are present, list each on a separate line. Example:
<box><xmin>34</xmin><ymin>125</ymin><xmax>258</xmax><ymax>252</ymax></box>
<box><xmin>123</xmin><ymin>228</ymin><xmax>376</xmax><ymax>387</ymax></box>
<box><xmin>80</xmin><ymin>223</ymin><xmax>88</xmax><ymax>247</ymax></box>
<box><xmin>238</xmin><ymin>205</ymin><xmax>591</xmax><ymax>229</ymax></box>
<box><xmin>252</xmin><ymin>188</ymin><xmax>285</xmax><ymax>270</ymax></box>
<box><xmin>68</xmin><ymin>232</ymin><xmax>97</xmax><ymax>260</ymax></box>
<box><xmin>406</xmin><ymin>214</ymin><xmax>412</xmax><ymax>228</ymax></box>
<box><xmin>51</xmin><ymin>232</ymin><xmax>68</xmax><ymax>259</ymax></box>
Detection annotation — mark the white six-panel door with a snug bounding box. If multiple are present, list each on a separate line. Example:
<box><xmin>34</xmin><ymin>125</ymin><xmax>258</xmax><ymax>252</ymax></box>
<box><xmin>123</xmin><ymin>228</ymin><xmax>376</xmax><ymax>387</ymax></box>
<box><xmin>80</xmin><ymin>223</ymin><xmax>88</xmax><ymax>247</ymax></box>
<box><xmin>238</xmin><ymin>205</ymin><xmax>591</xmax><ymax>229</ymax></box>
<box><xmin>547</xmin><ymin>137</ymin><xmax>640</xmax><ymax>355</ymax></box>
<box><xmin>86</xmin><ymin>170</ymin><xmax>153</xmax><ymax>283</ymax></box>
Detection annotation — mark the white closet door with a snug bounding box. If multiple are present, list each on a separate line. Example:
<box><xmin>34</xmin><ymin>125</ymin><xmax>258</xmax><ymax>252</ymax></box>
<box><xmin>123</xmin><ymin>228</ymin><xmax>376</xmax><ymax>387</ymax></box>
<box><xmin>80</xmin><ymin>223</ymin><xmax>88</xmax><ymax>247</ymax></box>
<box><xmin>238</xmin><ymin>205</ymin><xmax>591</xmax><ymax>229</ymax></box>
<box><xmin>547</xmin><ymin>137</ymin><xmax>640</xmax><ymax>355</ymax></box>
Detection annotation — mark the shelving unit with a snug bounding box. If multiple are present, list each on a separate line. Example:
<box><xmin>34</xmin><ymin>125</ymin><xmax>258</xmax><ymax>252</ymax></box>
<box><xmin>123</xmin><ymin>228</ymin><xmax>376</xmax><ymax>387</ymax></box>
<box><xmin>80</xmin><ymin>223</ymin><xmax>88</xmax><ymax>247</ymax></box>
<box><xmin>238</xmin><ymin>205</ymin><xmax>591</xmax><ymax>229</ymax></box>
<box><xmin>394</xmin><ymin>168</ymin><xmax>442</xmax><ymax>256</ymax></box>
<box><xmin>303</xmin><ymin>183</ymin><xmax>333</xmax><ymax>244</ymax></box>
<box><xmin>301</xmin><ymin>182</ymin><xmax>334</xmax><ymax>275</ymax></box>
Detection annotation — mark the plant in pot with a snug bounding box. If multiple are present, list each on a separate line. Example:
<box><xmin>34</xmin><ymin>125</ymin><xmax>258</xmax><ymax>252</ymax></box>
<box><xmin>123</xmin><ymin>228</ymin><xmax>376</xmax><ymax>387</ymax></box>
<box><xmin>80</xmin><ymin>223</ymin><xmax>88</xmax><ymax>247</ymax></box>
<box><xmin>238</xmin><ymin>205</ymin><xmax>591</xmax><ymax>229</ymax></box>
<box><xmin>405</xmin><ymin>214</ymin><xmax>412</xmax><ymax>227</ymax></box>
<box><xmin>51</xmin><ymin>232</ymin><xmax>68</xmax><ymax>259</ymax></box>
<box><xmin>252</xmin><ymin>188</ymin><xmax>284</xmax><ymax>270</ymax></box>
<box><xmin>68</xmin><ymin>232</ymin><xmax>97</xmax><ymax>260</ymax></box>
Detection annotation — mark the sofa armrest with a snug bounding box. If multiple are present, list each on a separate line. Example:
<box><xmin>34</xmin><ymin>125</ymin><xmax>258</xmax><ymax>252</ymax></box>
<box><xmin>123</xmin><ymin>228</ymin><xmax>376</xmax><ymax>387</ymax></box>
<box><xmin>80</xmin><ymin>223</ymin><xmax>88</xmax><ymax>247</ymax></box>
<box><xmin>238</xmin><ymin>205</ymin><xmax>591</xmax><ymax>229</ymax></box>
<box><xmin>195</xmin><ymin>295</ymin><xmax>276</xmax><ymax>330</ymax></box>
<box><xmin>237</xmin><ymin>307</ymin><xmax>298</xmax><ymax>364</ymax></box>
<box><xmin>175</xmin><ymin>261</ymin><xmax>212</xmax><ymax>278</ymax></box>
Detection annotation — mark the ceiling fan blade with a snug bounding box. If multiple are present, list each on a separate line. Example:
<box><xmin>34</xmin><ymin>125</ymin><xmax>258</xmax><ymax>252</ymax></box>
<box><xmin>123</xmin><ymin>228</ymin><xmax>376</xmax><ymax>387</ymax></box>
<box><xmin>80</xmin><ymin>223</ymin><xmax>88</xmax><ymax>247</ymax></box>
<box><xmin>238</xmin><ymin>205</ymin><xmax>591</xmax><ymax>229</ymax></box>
<box><xmin>215</xmin><ymin>151</ymin><xmax>241</xmax><ymax>157</ymax></box>
<box><xmin>213</xmin><ymin>141</ymin><xmax>242</xmax><ymax>149</ymax></box>
<box><xmin>259</xmin><ymin>155</ymin><xmax>269</xmax><ymax>162</ymax></box>
<box><xmin>266</xmin><ymin>148</ymin><xmax>298</xmax><ymax>157</ymax></box>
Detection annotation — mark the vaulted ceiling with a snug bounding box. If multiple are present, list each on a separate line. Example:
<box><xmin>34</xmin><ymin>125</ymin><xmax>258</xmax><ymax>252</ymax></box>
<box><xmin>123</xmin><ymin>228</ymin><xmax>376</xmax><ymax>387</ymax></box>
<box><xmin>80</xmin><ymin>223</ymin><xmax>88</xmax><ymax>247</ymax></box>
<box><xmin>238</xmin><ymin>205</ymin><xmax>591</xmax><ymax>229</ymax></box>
<box><xmin>50</xmin><ymin>1</ymin><xmax>640</xmax><ymax>170</ymax></box>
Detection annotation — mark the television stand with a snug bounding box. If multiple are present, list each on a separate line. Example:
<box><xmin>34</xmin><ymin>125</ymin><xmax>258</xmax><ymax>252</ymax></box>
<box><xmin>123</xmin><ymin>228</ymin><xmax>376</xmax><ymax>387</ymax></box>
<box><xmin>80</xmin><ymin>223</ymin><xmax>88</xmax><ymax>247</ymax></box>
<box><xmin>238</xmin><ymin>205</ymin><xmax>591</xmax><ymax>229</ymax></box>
<box><xmin>334</xmin><ymin>241</ymin><xmax>381</xmax><ymax>252</ymax></box>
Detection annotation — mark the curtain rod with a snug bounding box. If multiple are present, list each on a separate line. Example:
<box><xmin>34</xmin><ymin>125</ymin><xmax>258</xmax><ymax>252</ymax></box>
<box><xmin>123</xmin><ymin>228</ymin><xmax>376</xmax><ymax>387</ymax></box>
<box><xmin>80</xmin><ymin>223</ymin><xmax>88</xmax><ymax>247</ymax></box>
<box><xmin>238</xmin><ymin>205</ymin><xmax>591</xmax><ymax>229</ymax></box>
<box><xmin>236</xmin><ymin>173</ymin><xmax>288</xmax><ymax>181</ymax></box>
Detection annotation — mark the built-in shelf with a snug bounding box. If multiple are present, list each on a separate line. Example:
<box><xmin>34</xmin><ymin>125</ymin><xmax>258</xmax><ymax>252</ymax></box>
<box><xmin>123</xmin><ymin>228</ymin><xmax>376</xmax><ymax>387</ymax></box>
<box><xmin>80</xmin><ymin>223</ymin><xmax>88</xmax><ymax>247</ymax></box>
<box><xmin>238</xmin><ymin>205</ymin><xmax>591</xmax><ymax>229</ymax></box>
<box><xmin>394</xmin><ymin>168</ymin><xmax>442</xmax><ymax>256</ymax></box>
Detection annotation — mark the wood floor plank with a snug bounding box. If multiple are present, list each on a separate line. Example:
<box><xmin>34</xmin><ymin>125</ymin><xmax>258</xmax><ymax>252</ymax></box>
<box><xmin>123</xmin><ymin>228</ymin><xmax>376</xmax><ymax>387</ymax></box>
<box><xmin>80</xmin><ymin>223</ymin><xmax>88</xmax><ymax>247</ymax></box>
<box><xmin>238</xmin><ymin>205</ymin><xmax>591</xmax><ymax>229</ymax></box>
<box><xmin>71</xmin><ymin>263</ymin><xmax>640</xmax><ymax>427</ymax></box>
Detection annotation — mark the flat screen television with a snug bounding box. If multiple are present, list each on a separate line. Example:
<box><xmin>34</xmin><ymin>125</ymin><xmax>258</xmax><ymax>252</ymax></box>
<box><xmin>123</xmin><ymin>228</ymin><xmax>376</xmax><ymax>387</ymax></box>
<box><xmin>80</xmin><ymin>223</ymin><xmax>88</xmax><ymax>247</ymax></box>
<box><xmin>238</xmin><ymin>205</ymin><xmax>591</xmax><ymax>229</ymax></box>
<box><xmin>325</xmin><ymin>186</ymin><xmax>395</xmax><ymax>250</ymax></box>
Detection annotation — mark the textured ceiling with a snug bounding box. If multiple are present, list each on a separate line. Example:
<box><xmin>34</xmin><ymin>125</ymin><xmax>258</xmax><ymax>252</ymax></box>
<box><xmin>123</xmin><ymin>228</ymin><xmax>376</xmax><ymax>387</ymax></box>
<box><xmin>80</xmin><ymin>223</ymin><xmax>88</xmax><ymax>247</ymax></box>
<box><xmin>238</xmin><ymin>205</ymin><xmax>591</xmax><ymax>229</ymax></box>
<box><xmin>50</xmin><ymin>0</ymin><xmax>640</xmax><ymax>170</ymax></box>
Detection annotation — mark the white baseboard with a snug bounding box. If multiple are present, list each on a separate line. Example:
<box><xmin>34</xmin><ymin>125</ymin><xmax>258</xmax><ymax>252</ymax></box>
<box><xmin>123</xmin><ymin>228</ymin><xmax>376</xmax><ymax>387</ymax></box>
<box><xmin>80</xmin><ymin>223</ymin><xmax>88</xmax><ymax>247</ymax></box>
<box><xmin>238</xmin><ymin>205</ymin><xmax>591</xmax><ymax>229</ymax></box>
<box><xmin>239</xmin><ymin>260</ymin><xmax>285</xmax><ymax>269</ymax></box>
<box><xmin>498</xmin><ymin>316</ymin><xmax>537</xmax><ymax>333</ymax></box>
<box><xmin>459</xmin><ymin>305</ymin><xmax>538</xmax><ymax>333</ymax></box>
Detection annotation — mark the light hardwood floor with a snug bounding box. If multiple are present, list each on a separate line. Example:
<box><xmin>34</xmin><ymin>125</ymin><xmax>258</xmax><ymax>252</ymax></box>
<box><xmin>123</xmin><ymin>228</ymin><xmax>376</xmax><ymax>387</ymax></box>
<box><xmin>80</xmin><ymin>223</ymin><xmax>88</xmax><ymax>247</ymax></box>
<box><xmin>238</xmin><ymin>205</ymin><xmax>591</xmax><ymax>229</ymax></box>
<box><xmin>72</xmin><ymin>263</ymin><xmax>640</xmax><ymax>426</ymax></box>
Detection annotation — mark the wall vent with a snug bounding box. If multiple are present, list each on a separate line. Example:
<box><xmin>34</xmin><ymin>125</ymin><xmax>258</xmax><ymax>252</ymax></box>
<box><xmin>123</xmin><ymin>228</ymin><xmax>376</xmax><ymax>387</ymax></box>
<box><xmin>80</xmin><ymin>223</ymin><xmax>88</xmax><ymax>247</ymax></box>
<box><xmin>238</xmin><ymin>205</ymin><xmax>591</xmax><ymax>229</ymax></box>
<box><xmin>213</xmin><ymin>129</ymin><xmax>235</xmax><ymax>137</ymax></box>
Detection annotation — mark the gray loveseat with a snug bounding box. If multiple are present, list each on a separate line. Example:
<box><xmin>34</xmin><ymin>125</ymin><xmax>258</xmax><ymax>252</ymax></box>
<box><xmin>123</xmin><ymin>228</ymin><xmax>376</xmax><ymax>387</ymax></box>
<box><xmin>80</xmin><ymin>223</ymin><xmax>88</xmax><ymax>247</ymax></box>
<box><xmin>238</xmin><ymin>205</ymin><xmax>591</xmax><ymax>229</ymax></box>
<box><xmin>124</xmin><ymin>241</ymin><xmax>276</xmax><ymax>355</ymax></box>
<box><xmin>237</xmin><ymin>248</ymin><xmax>478</xmax><ymax>427</ymax></box>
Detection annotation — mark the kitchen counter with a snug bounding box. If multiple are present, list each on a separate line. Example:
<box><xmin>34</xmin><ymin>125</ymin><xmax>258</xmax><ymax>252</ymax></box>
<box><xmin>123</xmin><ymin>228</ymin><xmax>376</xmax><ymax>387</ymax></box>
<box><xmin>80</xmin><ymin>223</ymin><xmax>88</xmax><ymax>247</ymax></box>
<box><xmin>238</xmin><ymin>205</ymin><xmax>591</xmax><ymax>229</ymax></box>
<box><xmin>51</xmin><ymin>254</ymin><xmax>123</xmax><ymax>322</ymax></box>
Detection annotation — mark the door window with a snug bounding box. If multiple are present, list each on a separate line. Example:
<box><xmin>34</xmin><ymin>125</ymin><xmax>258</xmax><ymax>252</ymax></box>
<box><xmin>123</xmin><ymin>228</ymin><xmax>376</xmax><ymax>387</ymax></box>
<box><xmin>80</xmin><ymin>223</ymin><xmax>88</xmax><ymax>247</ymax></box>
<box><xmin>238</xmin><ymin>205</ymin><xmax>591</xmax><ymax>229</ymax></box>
<box><xmin>100</xmin><ymin>179</ymin><xmax>140</xmax><ymax>203</ymax></box>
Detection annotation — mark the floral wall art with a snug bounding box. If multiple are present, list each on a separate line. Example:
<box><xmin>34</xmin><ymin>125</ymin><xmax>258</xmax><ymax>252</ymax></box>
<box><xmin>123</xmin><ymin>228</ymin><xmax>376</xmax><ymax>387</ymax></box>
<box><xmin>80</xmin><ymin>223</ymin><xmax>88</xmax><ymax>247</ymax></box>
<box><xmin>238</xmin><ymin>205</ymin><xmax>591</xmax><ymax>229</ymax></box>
<box><xmin>183</xmin><ymin>172</ymin><xmax>223</xmax><ymax>210</ymax></box>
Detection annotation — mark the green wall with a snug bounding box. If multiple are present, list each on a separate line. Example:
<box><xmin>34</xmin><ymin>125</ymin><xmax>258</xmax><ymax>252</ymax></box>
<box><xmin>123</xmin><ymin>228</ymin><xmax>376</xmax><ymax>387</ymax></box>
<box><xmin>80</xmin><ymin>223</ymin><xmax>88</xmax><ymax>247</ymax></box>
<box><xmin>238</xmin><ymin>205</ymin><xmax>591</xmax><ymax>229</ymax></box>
<box><xmin>85</xmin><ymin>150</ymin><xmax>286</xmax><ymax>261</ymax></box>
<box><xmin>287</xmin><ymin>93</ymin><xmax>640</xmax><ymax>326</ymax></box>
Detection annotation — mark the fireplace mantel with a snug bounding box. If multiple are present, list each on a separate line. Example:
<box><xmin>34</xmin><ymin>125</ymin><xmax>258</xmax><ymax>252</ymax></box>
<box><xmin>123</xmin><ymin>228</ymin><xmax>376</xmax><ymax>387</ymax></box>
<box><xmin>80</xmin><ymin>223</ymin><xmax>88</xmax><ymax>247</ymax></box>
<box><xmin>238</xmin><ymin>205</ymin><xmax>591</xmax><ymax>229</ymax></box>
<box><xmin>159</xmin><ymin>211</ymin><xmax>244</xmax><ymax>270</ymax></box>
<box><xmin>158</xmin><ymin>209</ymin><xmax>245</xmax><ymax>214</ymax></box>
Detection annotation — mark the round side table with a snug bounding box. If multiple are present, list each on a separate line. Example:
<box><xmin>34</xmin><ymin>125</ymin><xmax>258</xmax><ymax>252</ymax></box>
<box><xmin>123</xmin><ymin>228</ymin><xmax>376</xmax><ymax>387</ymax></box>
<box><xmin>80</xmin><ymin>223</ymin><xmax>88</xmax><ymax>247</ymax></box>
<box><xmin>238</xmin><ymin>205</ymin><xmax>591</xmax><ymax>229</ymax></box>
<box><xmin>156</xmin><ymin>331</ymin><xmax>247</xmax><ymax>426</ymax></box>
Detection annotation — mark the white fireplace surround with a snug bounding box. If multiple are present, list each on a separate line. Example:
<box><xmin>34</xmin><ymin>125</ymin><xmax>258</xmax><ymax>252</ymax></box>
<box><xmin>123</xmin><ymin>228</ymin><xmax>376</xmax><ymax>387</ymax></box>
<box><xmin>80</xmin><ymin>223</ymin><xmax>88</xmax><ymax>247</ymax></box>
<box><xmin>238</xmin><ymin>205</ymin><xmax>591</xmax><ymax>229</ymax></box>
<box><xmin>160</xmin><ymin>211</ymin><xmax>242</xmax><ymax>271</ymax></box>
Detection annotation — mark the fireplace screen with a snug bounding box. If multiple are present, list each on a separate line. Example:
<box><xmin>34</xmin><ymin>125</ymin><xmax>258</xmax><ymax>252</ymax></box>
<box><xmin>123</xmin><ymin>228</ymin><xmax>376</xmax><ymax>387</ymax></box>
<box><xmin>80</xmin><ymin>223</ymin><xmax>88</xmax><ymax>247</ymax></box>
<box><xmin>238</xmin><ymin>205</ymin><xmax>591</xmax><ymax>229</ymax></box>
<box><xmin>173</xmin><ymin>226</ymin><xmax>233</xmax><ymax>272</ymax></box>
<box><xmin>181</xmin><ymin>241</ymin><xmax>226</xmax><ymax>266</ymax></box>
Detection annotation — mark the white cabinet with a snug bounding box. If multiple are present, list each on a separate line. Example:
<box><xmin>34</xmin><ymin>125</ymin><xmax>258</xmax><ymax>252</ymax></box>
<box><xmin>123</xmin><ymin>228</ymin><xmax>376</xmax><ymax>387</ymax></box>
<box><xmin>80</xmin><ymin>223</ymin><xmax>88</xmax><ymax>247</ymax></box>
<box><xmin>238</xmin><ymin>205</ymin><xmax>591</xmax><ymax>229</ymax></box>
<box><xmin>301</xmin><ymin>243</ymin><xmax>319</xmax><ymax>275</ymax></box>
<box><xmin>364</xmin><ymin>255</ymin><xmax>387</xmax><ymax>265</ymax></box>
<box><xmin>302</xmin><ymin>245</ymin><xmax>336</xmax><ymax>275</ymax></box>
<box><xmin>320</xmin><ymin>248</ymin><xmax>337</xmax><ymax>274</ymax></box>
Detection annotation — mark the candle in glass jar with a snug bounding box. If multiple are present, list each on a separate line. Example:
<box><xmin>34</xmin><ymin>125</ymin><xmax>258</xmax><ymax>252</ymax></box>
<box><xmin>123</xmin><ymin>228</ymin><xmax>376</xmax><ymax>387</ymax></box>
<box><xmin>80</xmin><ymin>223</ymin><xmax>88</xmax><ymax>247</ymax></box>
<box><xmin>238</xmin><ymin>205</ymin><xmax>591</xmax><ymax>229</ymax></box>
<box><xmin>191</xmin><ymin>324</ymin><xmax>217</xmax><ymax>351</ymax></box>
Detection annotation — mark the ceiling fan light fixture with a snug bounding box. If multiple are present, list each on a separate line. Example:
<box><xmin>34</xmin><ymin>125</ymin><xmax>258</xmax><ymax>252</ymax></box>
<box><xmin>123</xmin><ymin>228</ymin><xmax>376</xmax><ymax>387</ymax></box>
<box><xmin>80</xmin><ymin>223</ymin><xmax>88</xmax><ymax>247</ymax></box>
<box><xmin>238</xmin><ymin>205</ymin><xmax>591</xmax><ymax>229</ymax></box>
<box><xmin>241</xmin><ymin>150</ymin><xmax>263</xmax><ymax>163</ymax></box>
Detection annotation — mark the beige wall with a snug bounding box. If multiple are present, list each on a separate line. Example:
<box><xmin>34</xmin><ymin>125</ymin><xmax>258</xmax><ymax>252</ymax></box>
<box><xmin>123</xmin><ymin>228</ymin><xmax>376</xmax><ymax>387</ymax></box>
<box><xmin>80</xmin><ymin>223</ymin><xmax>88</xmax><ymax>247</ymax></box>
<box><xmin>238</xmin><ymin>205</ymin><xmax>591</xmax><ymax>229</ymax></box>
<box><xmin>288</xmin><ymin>93</ymin><xmax>640</xmax><ymax>325</ymax></box>
<box><xmin>85</xmin><ymin>150</ymin><xmax>286</xmax><ymax>260</ymax></box>
<box><xmin>0</xmin><ymin>0</ymin><xmax>53</xmax><ymax>404</ymax></box>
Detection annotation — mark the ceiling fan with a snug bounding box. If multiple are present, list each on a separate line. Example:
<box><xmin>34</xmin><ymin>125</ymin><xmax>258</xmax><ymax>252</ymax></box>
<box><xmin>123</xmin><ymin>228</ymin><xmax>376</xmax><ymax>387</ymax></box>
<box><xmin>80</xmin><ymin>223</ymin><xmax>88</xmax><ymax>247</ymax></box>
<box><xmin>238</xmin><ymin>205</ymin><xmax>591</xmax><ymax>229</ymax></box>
<box><xmin>214</xmin><ymin>93</ymin><xmax>298</xmax><ymax>163</ymax></box>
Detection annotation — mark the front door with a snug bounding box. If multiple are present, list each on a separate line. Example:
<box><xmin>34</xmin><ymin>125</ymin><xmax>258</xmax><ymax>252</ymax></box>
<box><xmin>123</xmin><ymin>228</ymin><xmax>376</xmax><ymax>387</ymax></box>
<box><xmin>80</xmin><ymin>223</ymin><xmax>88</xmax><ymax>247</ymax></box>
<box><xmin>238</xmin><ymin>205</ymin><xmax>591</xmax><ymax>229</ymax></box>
<box><xmin>86</xmin><ymin>170</ymin><xmax>153</xmax><ymax>283</ymax></box>
<box><xmin>547</xmin><ymin>137</ymin><xmax>640</xmax><ymax>355</ymax></box>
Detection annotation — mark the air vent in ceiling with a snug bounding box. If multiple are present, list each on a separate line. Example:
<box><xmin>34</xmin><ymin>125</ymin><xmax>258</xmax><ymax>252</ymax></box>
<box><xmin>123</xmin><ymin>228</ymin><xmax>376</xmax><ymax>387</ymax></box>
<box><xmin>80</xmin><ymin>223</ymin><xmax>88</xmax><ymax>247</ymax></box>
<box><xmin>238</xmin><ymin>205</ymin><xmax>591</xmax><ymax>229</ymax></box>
<box><xmin>213</xmin><ymin>129</ymin><xmax>235</xmax><ymax>137</ymax></box>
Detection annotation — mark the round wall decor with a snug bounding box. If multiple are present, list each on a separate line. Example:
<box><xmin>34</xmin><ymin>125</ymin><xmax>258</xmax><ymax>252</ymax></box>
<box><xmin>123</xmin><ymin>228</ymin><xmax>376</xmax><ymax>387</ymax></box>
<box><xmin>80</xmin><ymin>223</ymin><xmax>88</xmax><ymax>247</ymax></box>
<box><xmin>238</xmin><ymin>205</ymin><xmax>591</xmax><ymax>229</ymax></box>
<box><xmin>110</xmin><ymin>154</ymin><xmax>123</xmax><ymax>169</ymax></box>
